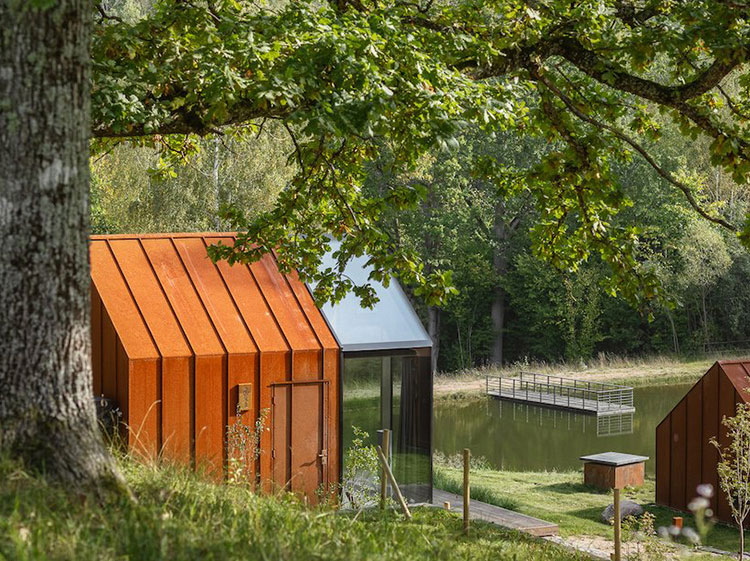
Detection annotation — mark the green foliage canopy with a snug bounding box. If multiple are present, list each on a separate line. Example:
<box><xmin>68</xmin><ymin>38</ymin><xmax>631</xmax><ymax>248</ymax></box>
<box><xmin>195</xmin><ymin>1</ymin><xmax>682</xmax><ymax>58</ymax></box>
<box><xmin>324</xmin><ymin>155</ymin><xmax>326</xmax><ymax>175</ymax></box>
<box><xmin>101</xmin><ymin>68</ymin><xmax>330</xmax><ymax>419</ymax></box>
<box><xmin>91</xmin><ymin>0</ymin><xmax>750</xmax><ymax>306</ymax></box>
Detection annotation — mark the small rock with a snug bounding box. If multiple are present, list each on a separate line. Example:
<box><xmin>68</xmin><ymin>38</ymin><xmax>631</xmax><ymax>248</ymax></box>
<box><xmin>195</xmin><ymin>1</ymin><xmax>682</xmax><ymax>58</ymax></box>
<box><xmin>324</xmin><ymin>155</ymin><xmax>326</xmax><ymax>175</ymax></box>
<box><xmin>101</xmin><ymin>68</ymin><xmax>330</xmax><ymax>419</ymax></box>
<box><xmin>601</xmin><ymin>500</ymin><xmax>644</xmax><ymax>523</ymax></box>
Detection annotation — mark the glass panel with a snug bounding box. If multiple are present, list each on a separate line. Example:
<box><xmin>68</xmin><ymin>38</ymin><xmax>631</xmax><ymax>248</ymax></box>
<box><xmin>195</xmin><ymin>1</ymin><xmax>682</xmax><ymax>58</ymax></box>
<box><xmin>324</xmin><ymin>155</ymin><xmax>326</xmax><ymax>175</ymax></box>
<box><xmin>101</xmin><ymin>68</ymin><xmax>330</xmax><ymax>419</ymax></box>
<box><xmin>317</xmin><ymin>245</ymin><xmax>432</xmax><ymax>351</ymax></box>
<box><xmin>342</xmin><ymin>352</ymin><xmax>432</xmax><ymax>505</ymax></box>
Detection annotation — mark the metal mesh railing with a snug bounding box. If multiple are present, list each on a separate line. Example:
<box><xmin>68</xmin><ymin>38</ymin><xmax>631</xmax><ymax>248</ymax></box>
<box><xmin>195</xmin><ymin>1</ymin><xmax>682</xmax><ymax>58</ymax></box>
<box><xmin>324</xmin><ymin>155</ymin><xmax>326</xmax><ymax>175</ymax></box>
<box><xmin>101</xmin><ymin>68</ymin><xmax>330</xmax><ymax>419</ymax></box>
<box><xmin>485</xmin><ymin>371</ymin><xmax>633</xmax><ymax>414</ymax></box>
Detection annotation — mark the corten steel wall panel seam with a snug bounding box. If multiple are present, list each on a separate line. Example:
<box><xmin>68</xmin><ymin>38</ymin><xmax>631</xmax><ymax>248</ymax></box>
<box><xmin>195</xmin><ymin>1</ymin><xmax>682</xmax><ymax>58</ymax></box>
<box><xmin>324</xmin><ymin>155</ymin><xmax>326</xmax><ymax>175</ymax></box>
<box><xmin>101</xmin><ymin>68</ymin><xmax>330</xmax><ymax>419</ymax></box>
<box><xmin>250</xmin><ymin>252</ymin><xmax>320</xmax><ymax>352</ymax></box>
<box><xmin>143</xmin><ymin>238</ymin><xmax>226</xmax><ymax>356</ymax></box>
<box><xmin>204</xmin><ymin>237</ymin><xmax>288</xmax><ymax>353</ymax></box>
<box><xmin>127</xmin><ymin>357</ymin><xmax>160</xmax><ymax>461</ymax></box>
<box><xmin>107</xmin><ymin>239</ymin><xmax>193</xmax><ymax>463</ymax></box>
<box><xmin>101</xmin><ymin>311</ymin><xmax>117</xmax><ymax>401</ymax></box>
<box><xmin>191</xmin><ymin>237</ymin><xmax>264</xmax><ymax>481</ymax></box>
<box><xmin>91</xmin><ymin>289</ymin><xmax>103</xmax><ymax>396</ymax></box>
<box><xmin>99</xmin><ymin>239</ymin><xmax>166</xmax><ymax>457</ymax></box>
<box><xmin>240</xmin><ymin>248</ymin><xmax>295</xmax><ymax>383</ymax></box>
<box><xmin>656</xmin><ymin>417</ymin><xmax>670</xmax><ymax>506</ymax></box>
<box><xmin>179</xmin><ymin>237</ymin><xmax>258</xmax><ymax>355</ymax></box>
<box><xmin>175</xmin><ymin>237</ymin><xmax>263</xmax><ymax>475</ymax></box>
<box><xmin>282</xmin><ymin>268</ymin><xmax>338</xmax><ymax>350</ymax></box>
<box><xmin>717</xmin><ymin>369</ymin><xmax>737</xmax><ymax>522</ymax></box>
<box><xmin>90</xmin><ymin>241</ymin><xmax>159</xmax><ymax>360</ymax></box>
<box><xmin>278</xmin><ymin>268</ymin><xmax>324</xmax><ymax>383</ymax></box>
<box><xmin>670</xmin><ymin>400</ymin><xmax>687</xmax><ymax>510</ymax></box>
<box><xmin>702</xmin><ymin>364</ymin><xmax>719</xmax><ymax>515</ymax></box>
<box><xmin>106</xmin><ymin>239</ymin><xmax>192</xmax><ymax>358</ymax></box>
<box><xmin>658</xmin><ymin>366</ymin><xmax>718</xmax><ymax>429</ymax></box>
<box><xmin>204</xmin><ymin>236</ymin><xmax>289</xmax><ymax>487</ymax></box>
<box><xmin>115</xmin><ymin>339</ymin><xmax>129</xmax><ymax>445</ymax></box>
<box><xmin>139</xmin><ymin>238</ymin><xmax>226</xmax><ymax>472</ymax></box>
<box><xmin>685</xmin><ymin>382</ymin><xmax>703</xmax><ymax>510</ymax></box>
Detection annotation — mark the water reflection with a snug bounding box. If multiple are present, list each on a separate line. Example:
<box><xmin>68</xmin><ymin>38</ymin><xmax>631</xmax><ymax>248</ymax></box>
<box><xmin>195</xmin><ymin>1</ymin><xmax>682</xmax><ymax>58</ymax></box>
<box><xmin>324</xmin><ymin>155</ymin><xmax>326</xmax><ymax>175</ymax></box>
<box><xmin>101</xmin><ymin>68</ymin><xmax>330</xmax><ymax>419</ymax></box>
<box><xmin>434</xmin><ymin>383</ymin><xmax>691</xmax><ymax>474</ymax></box>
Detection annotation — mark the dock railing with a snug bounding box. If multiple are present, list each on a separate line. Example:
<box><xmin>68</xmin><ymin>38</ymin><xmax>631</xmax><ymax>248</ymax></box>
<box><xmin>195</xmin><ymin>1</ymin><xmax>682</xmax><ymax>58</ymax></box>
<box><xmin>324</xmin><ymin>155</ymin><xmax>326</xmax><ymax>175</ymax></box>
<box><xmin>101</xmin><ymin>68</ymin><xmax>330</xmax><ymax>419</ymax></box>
<box><xmin>485</xmin><ymin>371</ymin><xmax>633</xmax><ymax>415</ymax></box>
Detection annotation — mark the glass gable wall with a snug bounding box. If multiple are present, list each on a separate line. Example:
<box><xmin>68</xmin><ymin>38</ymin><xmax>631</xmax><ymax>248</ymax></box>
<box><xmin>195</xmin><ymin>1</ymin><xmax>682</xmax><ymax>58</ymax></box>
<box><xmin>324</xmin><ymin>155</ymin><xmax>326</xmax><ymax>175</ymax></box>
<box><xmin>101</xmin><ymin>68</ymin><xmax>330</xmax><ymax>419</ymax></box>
<box><xmin>315</xmin><ymin>244</ymin><xmax>433</xmax><ymax>503</ymax></box>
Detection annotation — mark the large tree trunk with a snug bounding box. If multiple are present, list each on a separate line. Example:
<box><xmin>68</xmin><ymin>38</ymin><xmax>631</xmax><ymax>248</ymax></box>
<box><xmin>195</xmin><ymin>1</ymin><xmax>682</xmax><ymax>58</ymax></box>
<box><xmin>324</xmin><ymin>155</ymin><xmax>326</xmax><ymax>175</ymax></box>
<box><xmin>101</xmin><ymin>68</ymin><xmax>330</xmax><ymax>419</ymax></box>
<box><xmin>490</xmin><ymin>203</ymin><xmax>508</xmax><ymax>366</ymax></box>
<box><xmin>0</xmin><ymin>0</ymin><xmax>122</xmax><ymax>493</ymax></box>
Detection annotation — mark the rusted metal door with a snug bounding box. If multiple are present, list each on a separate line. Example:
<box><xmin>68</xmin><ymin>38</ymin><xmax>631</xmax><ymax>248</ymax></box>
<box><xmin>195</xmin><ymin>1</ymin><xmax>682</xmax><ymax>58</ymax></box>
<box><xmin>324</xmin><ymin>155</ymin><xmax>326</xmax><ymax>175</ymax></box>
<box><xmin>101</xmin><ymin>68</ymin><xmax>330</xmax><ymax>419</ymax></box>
<box><xmin>271</xmin><ymin>380</ymin><xmax>329</xmax><ymax>501</ymax></box>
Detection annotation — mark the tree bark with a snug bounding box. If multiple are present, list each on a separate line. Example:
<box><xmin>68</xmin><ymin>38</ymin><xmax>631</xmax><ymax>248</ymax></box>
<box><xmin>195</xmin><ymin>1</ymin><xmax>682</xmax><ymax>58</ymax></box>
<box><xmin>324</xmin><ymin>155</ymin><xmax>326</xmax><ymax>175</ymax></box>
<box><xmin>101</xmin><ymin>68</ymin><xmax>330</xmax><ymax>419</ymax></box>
<box><xmin>490</xmin><ymin>203</ymin><xmax>509</xmax><ymax>366</ymax></box>
<box><xmin>0</xmin><ymin>0</ymin><xmax>122</xmax><ymax>493</ymax></box>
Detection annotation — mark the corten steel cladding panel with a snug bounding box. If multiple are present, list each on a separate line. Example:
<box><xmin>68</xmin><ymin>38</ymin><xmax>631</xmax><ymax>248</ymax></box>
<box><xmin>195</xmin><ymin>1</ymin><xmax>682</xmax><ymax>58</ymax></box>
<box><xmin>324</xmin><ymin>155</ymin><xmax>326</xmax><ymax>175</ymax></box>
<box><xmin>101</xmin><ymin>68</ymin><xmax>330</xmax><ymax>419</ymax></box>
<box><xmin>669</xmin><ymin>400</ymin><xmax>687</xmax><ymax>511</ymax></box>
<box><xmin>91</xmin><ymin>290</ymin><xmax>103</xmax><ymax>396</ymax></box>
<box><xmin>655</xmin><ymin>417</ymin><xmax>670</xmax><ymax>505</ymax></box>
<box><xmin>252</xmin><ymin>253</ymin><xmax>322</xmax><ymax>380</ymax></box>
<box><xmin>90</xmin><ymin>241</ymin><xmax>160</xmax><ymax>456</ymax></box>
<box><xmin>702</xmin><ymin>365</ymin><xmax>720</xmax><ymax>514</ymax></box>
<box><xmin>108</xmin><ymin>239</ymin><xmax>193</xmax><ymax>464</ymax></box>
<box><xmin>717</xmin><ymin>372</ymin><xmax>737</xmax><ymax>521</ymax></box>
<box><xmin>685</xmin><ymin>385</ymin><xmax>703</xmax><ymax>507</ymax></box>
<box><xmin>173</xmin><ymin>237</ymin><xmax>259</xmax><ymax>474</ymax></box>
<box><xmin>205</xmin><ymin>237</ymin><xmax>291</xmax><ymax>488</ymax></box>
<box><xmin>271</xmin><ymin>381</ymin><xmax>328</xmax><ymax>501</ymax></box>
<box><xmin>142</xmin><ymin>238</ymin><xmax>227</xmax><ymax>476</ymax></box>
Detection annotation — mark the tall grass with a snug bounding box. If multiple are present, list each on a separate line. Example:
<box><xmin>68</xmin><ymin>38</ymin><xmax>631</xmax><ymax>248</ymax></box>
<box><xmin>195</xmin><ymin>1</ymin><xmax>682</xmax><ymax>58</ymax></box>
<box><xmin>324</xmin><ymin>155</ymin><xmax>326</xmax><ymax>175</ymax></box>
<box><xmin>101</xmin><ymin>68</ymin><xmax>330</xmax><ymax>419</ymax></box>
<box><xmin>0</xmin><ymin>454</ymin><xmax>582</xmax><ymax>561</ymax></box>
<box><xmin>433</xmin><ymin>467</ymin><xmax>520</xmax><ymax>512</ymax></box>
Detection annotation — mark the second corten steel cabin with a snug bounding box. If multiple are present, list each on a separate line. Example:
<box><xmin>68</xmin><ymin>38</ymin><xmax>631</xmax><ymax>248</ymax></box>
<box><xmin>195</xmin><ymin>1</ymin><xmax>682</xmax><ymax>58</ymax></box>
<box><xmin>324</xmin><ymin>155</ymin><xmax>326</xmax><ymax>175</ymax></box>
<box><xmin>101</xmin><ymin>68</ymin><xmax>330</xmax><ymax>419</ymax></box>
<box><xmin>90</xmin><ymin>233</ymin><xmax>433</xmax><ymax>503</ymax></box>
<box><xmin>656</xmin><ymin>360</ymin><xmax>750</xmax><ymax>524</ymax></box>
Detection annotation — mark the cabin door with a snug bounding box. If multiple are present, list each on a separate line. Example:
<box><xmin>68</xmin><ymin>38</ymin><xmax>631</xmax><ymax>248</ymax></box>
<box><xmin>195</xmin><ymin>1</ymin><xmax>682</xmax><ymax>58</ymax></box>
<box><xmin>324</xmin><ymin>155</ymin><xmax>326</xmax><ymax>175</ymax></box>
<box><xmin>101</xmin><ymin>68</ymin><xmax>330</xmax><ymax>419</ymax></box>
<box><xmin>271</xmin><ymin>380</ymin><xmax>329</xmax><ymax>501</ymax></box>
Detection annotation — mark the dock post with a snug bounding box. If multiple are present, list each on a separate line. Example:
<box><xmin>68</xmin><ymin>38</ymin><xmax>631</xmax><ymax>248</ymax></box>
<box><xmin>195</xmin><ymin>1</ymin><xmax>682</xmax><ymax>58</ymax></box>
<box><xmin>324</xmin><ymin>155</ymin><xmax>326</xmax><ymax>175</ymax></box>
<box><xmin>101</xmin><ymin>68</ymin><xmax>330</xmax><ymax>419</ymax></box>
<box><xmin>613</xmin><ymin>488</ymin><xmax>621</xmax><ymax>561</ymax></box>
<box><xmin>463</xmin><ymin>448</ymin><xmax>470</xmax><ymax>535</ymax></box>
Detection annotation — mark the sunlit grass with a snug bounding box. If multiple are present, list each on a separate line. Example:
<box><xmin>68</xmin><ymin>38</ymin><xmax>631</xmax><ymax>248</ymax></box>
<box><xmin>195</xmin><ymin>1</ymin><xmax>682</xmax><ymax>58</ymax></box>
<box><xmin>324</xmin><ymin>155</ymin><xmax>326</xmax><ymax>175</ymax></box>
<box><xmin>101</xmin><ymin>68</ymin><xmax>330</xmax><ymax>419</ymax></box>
<box><xmin>0</xmin><ymin>454</ymin><xmax>586</xmax><ymax>561</ymax></box>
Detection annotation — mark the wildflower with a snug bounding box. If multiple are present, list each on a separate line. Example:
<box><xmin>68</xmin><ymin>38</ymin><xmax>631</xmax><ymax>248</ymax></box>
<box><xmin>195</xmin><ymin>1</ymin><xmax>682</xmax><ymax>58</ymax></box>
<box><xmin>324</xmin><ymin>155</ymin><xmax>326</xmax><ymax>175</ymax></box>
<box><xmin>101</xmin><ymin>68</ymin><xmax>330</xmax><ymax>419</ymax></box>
<box><xmin>681</xmin><ymin>527</ymin><xmax>700</xmax><ymax>545</ymax></box>
<box><xmin>696</xmin><ymin>484</ymin><xmax>714</xmax><ymax>498</ymax></box>
<box><xmin>688</xmin><ymin>497</ymin><xmax>710</xmax><ymax>512</ymax></box>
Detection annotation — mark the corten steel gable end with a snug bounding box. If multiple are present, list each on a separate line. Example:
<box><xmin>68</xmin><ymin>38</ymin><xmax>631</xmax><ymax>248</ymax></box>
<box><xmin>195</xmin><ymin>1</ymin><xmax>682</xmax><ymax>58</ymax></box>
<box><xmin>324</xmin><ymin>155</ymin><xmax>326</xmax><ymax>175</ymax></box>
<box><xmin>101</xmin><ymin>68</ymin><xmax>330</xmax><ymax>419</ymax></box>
<box><xmin>90</xmin><ymin>233</ymin><xmax>340</xmax><ymax>497</ymax></box>
<box><xmin>655</xmin><ymin>360</ymin><xmax>750</xmax><ymax>524</ymax></box>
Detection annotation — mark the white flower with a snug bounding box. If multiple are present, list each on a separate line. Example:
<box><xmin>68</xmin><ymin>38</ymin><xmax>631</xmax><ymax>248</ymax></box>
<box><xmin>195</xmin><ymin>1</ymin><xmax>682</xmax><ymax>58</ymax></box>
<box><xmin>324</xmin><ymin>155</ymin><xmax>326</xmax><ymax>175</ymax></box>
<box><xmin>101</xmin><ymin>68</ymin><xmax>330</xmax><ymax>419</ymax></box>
<box><xmin>681</xmin><ymin>527</ymin><xmax>700</xmax><ymax>545</ymax></box>
<box><xmin>696</xmin><ymin>484</ymin><xmax>714</xmax><ymax>498</ymax></box>
<box><xmin>17</xmin><ymin>527</ymin><xmax>30</xmax><ymax>543</ymax></box>
<box><xmin>688</xmin><ymin>497</ymin><xmax>710</xmax><ymax>512</ymax></box>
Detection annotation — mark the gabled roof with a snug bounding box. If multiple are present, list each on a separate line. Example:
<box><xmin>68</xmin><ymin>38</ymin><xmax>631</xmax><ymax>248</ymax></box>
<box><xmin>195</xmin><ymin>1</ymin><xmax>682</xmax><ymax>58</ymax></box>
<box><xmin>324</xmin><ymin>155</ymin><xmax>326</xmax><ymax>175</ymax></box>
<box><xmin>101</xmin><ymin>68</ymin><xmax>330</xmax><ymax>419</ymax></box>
<box><xmin>90</xmin><ymin>233</ymin><xmax>337</xmax><ymax>359</ymax></box>
<box><xmin>315</xmin><ymin>240</ymin><xmax>432</xmax><ymax>352</ymax></box>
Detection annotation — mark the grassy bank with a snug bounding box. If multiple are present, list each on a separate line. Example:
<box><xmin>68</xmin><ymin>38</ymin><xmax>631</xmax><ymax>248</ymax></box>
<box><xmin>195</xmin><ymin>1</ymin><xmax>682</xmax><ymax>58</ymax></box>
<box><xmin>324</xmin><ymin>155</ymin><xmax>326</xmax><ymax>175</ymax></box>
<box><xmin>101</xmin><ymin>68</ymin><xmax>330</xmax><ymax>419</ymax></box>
<box><xmin>435</xmin><ymin>352</ymin><xmax>750</xmax><ymax>400</ymax></box>
<box><xmin>435</xmin><ymin>465</ymin><xmax>740</xmax><ymax>555</ymax></box>
<box><xmin>0</xmin><ymin>456</ymin><xmax>586</xmax><ymax>561</ymax></box>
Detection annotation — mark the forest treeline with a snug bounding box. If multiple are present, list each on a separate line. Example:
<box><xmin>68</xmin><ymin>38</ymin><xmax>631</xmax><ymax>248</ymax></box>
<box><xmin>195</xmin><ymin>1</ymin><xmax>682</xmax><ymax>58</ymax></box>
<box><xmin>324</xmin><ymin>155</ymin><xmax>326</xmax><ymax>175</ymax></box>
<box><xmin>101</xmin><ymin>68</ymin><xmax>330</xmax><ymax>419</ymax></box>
<box><xmin>91</xmin><ymin>116</ymin><xmax>750</xmax><ymax>372</ymax></box>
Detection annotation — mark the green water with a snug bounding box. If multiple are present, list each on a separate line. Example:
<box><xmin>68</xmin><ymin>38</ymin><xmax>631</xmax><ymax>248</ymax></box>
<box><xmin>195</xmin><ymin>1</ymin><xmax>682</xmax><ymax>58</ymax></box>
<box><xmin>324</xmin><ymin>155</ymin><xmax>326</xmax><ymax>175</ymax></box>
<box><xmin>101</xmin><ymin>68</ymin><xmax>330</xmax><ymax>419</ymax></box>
<box><xmin>433</xmin><ymin>383</ymin><xmax>692</xmax><ymax>474</ymax></box>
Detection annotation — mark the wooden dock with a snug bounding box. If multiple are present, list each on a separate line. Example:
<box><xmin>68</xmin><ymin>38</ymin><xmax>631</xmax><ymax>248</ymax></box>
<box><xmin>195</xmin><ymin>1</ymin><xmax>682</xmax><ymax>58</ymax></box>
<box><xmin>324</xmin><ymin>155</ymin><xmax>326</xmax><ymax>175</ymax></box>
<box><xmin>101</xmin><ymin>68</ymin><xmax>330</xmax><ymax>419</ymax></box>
<box><xmin>486</xmin><ymin>373</ymin><xmax>635</xmax><ymax>416</ymax></box>
<box><xmin>432</xmin><ymin>488</ymin><xmax>559</xmax><ymax>537</ymax></box>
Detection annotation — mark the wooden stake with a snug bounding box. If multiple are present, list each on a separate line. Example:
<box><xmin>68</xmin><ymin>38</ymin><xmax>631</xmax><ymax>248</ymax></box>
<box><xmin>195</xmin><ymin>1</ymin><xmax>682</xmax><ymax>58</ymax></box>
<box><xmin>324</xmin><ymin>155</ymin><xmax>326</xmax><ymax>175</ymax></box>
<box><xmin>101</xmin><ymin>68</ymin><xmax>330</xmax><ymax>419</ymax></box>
<box><xmin>613</xmin><ymin>488</ymin><xmax>621</xmax><ymax>561</ymax></box>
<box><xmin>376</xmin><ymin>445</ymin><xmax>411</xmax><ymax>519</ymax></box>
<box><xmin>380</xmin><ymin>429</ymin><xmax>390</xmax><ymax>509</ymax></box>
<box><xmin>463</xmin><ymin>448</ymin><xmax>470</xmax><ymax>535</ymax></box>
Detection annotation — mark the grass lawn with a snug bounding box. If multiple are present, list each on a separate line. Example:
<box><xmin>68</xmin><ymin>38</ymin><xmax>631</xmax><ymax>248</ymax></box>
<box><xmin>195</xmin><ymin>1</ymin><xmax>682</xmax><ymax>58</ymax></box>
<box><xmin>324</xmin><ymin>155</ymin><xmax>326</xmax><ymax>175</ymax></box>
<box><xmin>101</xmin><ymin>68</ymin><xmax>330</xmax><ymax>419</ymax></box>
<box><xmin>0</xmin><ymin>455</ymin><xmax>588</xmax><ymax>561</ymax></box>
<box><xmin>436</xmin><ymin>466</ymin><xmax>741</xmax><ymax>555</ymax></box>
<box><xmin>434</xmin><ymin>352</ymin><xmax>750</xmax><ymax>400</ymax></box>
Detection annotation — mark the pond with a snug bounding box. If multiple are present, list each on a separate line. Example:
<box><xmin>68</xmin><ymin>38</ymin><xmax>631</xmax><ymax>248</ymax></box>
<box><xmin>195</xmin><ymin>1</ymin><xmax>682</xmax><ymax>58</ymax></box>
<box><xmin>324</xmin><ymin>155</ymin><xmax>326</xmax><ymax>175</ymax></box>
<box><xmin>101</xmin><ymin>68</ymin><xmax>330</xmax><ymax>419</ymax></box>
<box><xmin>433</xmin><ymin>383</ymin><xmax>693</xmax><ymax>475</ymax></box>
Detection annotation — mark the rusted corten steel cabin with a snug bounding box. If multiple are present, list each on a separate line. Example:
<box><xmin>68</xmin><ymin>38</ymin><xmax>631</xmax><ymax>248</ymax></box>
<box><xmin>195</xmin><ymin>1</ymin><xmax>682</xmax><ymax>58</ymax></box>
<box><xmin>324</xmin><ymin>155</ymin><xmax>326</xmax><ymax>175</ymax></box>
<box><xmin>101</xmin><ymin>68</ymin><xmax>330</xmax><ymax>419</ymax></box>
<box><xmin>89</xmin><ymin>233</ymin><xmax>433</xmax><ymax>503</ymax></box>
<box><xmin>655</xmin><ymin>360</ymin><xmax>750</xmax><ymax>524</ymax></box>
<box><xmin>90</xmin><ymin>233</ymin><xmax>340</xmax><ymax>497</ymax></box>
